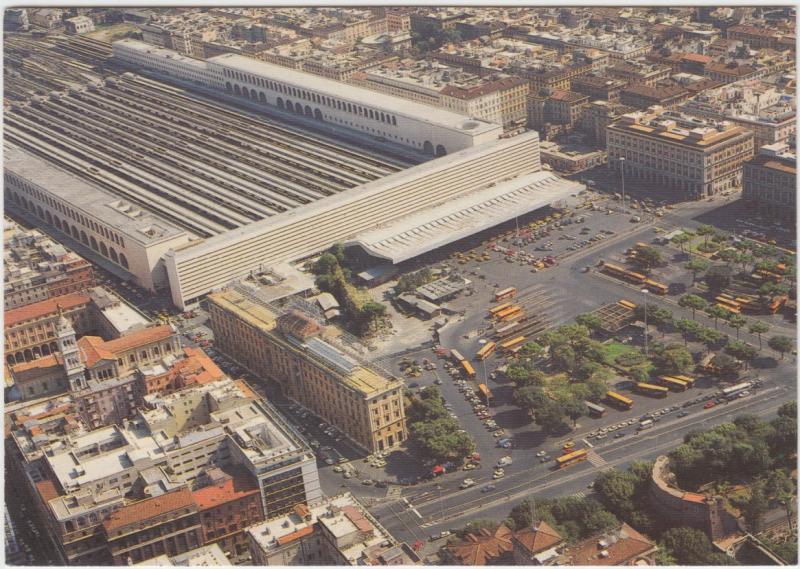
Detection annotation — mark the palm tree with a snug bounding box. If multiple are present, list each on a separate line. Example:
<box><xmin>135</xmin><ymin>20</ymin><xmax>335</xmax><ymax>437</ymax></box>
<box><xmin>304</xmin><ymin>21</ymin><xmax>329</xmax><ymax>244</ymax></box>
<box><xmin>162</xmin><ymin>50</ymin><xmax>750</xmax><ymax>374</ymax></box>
<box><xmin>748</xmin><ymin>321</ymin><xmax>769</xmax><ymax>350</ymax></box>
<box><xmin>706</xmin><ymin>305</ymin><xmax>730</xmax><ymax>330</ymax></box>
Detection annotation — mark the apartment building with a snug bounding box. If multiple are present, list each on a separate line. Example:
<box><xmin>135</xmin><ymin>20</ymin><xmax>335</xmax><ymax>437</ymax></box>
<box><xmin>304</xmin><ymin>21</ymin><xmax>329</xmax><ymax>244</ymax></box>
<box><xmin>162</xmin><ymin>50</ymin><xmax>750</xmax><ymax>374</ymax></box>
<box><xmin>103</xmin><ymin>488</ymin><xmax>203</xmax><ymax>565</ymax></box>
<box><xmin>440</xmin><ymin>76</ymin><xmax>529</xmax><ymax>128</ymax></box>
<box><xmin>206</xmin><ymin>287</ymin><xmax>406</xmax><ymax>453</ymax></box>
<box><xmin>539</xmin><ymin>141</ymin><xmax>607</xmax><ymax>174</ymax></box>
<box><xmin>4</xmin><ymin>222</ymin><xmax>95</xmax><ymax>309</ymax></box>
<box><xmin>742</xmin><ymin>143</ymin><xmax>797</xmax><ymax>225</ymax></box>
<box><xmin>704</xmin><ymin>61</ymin><xmax>761</xmax><ymax>84</ymax></box>
<box><xmin>527</xmin><ymin>89</ymin><xmax>590</xmax><ymax>137</ymax></box>
<box><xmin>680</xmin><ymin>80</ymin><xmax>796</xmax><ymax>149</ymax></box>
<box><xmin>621</xmin><ymin>80</ymin><xmax>692</xmax><ymax>110</ymax></box>
<box><xmin>606</xmin><ymin>60</ymin><xmax>672</xmax><ymax>87</ymax></box>
<box><xmin>247</xmin><ymin>493</ymin><xmax>420</xmax><ymax>565</ymax></box>
<box><xmin>727</xmin><ymin>24</ymin><xmax>791</xmax><ymax>50</ymax></box>
<box><xmin>607</xmin><ymin>107</ymin><xmax>755</xmax><ymax>198</ymax></box>
<box><xmin>571</xmin><ymin>73</ymin><xmax>627</xmax><ymax>103</ymax></box>
<box><xmin>18</xmin><ymin>378</ymin><xmax>319</xmax><ymax>564</ymax></box>
<box><xmin>514</xmin><ymin>61</ymin><xmax>594</xmax><ymax>93</ymax></box>
<box><xmin>579</xmin><ymin>100</ymin><xmax>637</xmax><ymax>146</ymax></box>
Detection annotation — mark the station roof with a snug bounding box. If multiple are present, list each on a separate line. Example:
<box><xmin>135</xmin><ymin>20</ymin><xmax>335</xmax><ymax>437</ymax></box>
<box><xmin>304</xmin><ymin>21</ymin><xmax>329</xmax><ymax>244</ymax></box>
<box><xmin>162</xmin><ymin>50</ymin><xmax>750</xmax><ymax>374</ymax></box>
<box><xmin>207</xmin><ymin>52</ymin><xmax>501</xmax><ymax>134</ymax></box>
<box><xmin>352</xmin><ymin>170</ymin><xmax>583</xmax><ymax>264</ymax></box>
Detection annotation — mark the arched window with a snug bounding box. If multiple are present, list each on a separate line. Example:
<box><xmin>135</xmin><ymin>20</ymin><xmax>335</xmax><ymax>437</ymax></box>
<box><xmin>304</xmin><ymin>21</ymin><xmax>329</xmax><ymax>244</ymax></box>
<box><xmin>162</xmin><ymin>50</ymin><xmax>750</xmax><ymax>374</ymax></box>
<box><xmin>36</xmin><ymin>205</ymin><xmax>44</xmax><ymax>218</ymax></box>
<box><xmin>109</xmin><ymin>247</ymin><xmax>119</xmax><ymax>264</ymax></box>
<box><xmin>80</xmin><ymin>230</ymin><xmax>88</xmax><ymax>245</ymax></box>
<box><xmin>304</xmin><ymin>105</ymin><xmax>312</xmax><ymax>117</ymax></box>
<box><xmin>259</xmin><ymin>92</ymin><xmax>266</xmax><ymax>103</ymax></box>
<box><xmin>90</xmin><ymin>236</ymin><xmax>98</xmax><ymax>251</ymax></box>
<box><xmin>435</xmin><ymin>144</ymin><xmax>447</xmax><ymax>157</ymax></box>
<box><xmin>225</xmin><ymin>81</ymin><xmax>232</xmax><ymax>92</ymax></box>
<box><xmin>119</xmin><ymin>253</ymin><xmax>129</xmax><ymax>269</ymax></box>
<box><xmin>314</xmin><ymin>108</ymin><xmax>323</xmax><ymax>121</ymax></box>
<box><xmin>71</xmin><ymin>225</ymin><xmax>80</xmax><ymax>239</ymax></box>
<box><xmin>423</xmin><ymin>141</ymin><xmax>434</xmax><ymax>156</ymax></box>
<box><xmin>234</xmin><ymin>84</ymin><xmax>241</xmax><ymax>96</ymax></box>
<box><xmin>277</xmin><ymin>97</ymin><xmax>284</xmax><ymax>109</ymax></box>
<box><xmin>100</xmin><ymin>242</ymin><xmax>108</xmax><ymax>257</ymax></box>
<box><xmin>45</xmin><ymin>211</ymin><xmax>53</xmax><ymax>225</ymax></box>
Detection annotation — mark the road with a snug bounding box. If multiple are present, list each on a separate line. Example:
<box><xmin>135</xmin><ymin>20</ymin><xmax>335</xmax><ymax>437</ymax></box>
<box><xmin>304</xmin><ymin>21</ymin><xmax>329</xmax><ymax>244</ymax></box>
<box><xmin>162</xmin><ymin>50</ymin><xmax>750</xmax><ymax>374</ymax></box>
<box><xmin>373</xmin><ymin>378</ymin><xmax>795</xmax><ymax>547</ymax></box>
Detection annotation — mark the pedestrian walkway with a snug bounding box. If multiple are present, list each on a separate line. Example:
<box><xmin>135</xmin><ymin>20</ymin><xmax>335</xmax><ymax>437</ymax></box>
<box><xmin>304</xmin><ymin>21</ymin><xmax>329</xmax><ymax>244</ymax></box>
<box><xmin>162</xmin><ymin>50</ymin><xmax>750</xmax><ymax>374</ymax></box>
<box><xmin>587</xmin><ymin>451</ymin><xmax>608</xmax><ymax>468</ymax></box>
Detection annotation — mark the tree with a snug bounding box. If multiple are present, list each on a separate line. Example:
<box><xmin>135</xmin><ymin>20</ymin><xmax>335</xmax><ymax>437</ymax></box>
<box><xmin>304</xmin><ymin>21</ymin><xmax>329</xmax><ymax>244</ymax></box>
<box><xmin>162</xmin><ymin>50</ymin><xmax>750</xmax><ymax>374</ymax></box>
<box><xmin>679</xmin><ymin>294</ymin><xmax>708</xmax><ymax>320</ymax></box>
<box><xmin>696</xmin><ymin>224</ymin><xmax>716</xmax><ymax>245</ymax></box>
<box><xmin>695</xmin><ymin>326</ymin><xmax>723</xmax><ymax>354</ymax></box>
<box><xmin>661</xmin><ymin>527</ymin><xmax>719</xmax><ymax>565</ymax></box>
<box><xmin>519</xmin><ymin>341</ymin><xmax>544</xmax><ymax>361</ymax></box>
<box><xmin>675</xmin><ymin>318</ymin><xmax>701</xmax><ymax>346</ymax></box>
<box><xmin>562</xmin><ymin>397</ymin><xmax>585</xmax><ymax>428</ymax></box>
<box><xmin>748</xmin><ymin>321</ymin><xmax>770</xmax><ymax>350</ymax></box>
<box><xmin>705</xmin><ymin>264</ymin><xmax>732</xmax><ymax>295</ymax></box>
<box><xmin>632</xmin><ymin>246</ymin><xmax>662</xmax><ymax>270</ymax></box>
<box><xmin>653</xmin><ymin>343</ymin><xmax>693</xmax><ymax>374</ymax></box>
<box><xmin>738</xmin><ymin>252</ymin><xmax>755</xmax><ymax>272</ymax></box>
<box><xmin>313</xmin><ymin>252</ymin><xmax>340</xmax><ymax>276</ymax></box>
<box><xmin>685</xmin><ymin>257</ymin><xmax>710</xmax><ymax>284</ymax></box>
<box><xmin>575</xmin><ymin>313</ymin><xmax>603</xmax><ymax>334</ymax></box>
<box><xmin>718</xmin><ymin>248</ymin><xmax>740</xmax><ymax>266</ymax></box>
<box><xmin>714</xmin><ymin>352</ymin><xmax>741</xmax><ymax>379</ymax></box>
<box><xmin>671</xmin><ymin>232</ymin><xmax>691</xmax><ymax>252</ymax></box>
<box><xmin>328</xmin><ymin>242</ymin><xmax>346</xmax><ymax>264</ymax></box>
<box><xmin>768</xmin><ymin>335</ymin><xmax>793</xmax><ymax>359</ymax></box>
<box><xmin>742</xmin><ymin>485</ymin><xmax>769</xmax><ymax>533</ymax></box>
<box><xmin>706</xmin><ymin>304</ymin><xmax>731</xmax><ymax>330</ymax></box>
<box><xmin>361</xmin><ymin>301</ymin><xmax>386</xmax><ymax>326</ymax></box>
<box><xmin>727</xmin><ymin>314</ymin><xmax>747</xmax><ymax>340</ymax></box>
<box><xmin>725</xmin><ymin>341</ymin><xmax>757</xmax><ymax>369</ymax></box>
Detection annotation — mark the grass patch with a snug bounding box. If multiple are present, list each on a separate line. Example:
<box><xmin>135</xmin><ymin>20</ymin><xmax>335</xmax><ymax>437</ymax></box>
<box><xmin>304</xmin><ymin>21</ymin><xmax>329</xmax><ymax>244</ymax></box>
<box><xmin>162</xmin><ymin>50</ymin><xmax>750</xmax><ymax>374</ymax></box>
<box><xmin>602</xmin><ymin>342</ymin><xmax>640</xmax><ymax>365</ymax></box>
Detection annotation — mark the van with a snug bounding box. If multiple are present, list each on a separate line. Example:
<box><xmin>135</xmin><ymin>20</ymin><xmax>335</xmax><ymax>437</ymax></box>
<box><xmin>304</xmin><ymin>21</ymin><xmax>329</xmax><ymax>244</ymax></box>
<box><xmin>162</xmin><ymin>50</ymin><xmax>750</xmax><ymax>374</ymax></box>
<box><xmin>638</xmin><ymin>419</ymin><xmax>654</xmax><ymax>431</ymax></box>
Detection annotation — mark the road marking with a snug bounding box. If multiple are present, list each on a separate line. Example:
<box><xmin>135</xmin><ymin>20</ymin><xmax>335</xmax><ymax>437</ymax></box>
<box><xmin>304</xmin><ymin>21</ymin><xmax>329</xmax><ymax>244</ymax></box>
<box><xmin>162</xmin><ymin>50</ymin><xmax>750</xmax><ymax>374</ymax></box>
<box><xmin>587</xmin><ymin>451</ymin><xmax>607</xmax><ymax>468</ymax></box>
<box><xmin>571</xmin><ymin>491</ymin><xmax>586</xmax><ymax>499</ymax></box>
<box><xmin>582</xmin><ymin>438</ymin><xmax>594</xmax><ymax>448</ymax></box>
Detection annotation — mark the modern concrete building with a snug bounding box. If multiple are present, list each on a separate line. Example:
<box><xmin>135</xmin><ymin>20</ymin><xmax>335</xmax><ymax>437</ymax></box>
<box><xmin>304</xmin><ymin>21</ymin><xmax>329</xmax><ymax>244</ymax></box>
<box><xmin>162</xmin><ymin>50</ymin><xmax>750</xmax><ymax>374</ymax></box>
<box><xmin>23</xmin><ymin>377</ymin><xmax>319</xmax><ymax>564</ymax></box>
<box><xmin>247</xmin><ymin>493</ymin><xmax>419</xmax><ymax>565</ymax></box>
<box><xmin>742</xmin><ymin>143</ymin><xmax>796</xmax><ymax>225</ymax></box>
<box><xmin>206</xmin><ymin>286</ymin><xmax>406</xmax><ymax>453</ymax></box>
<box><xmin>607</xmin><ymin>107</ymin><xmax>755</xmax><ymax>198</ymax></box>
<box><xmin>112</xmin><ymin>39</ymin><xmax>503</xmax><ymax>157</ymax></box>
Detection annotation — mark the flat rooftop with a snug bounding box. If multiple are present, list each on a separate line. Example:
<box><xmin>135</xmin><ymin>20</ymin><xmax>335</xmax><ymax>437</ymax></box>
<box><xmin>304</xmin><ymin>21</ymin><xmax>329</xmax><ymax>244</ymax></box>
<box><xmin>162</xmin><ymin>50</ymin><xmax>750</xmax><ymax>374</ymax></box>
<box><xmin>353</xmin><ymin>170</ymin><xmax>583</xmax><ymax>264</ymax></box>
<box><xmin>208</xmin><ymin>52</ymin><xmax>500</xmax><ymax>134</ymax></box>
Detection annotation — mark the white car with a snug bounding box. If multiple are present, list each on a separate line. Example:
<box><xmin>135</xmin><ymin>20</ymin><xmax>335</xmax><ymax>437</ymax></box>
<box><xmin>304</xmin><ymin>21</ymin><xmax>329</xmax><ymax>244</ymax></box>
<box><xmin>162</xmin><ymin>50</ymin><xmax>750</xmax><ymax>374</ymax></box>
<box><xmin>460</xmin><ymin>478</ymin><xmax>476</xmax><ymax>489</ymax></box>
<box><xmin>536</xmin><ymin>450</ymin><xmax>547</xmax><ymax>457</ymax></box>
<box><xmin>492</xmin><ymin>470</ymin><xmax>506</xmax><ymax>479</ymax></box>
<box><xmin>497</xmin><ymin>456</ymin><xmax>513</xmax><ymax>467</ymax></box>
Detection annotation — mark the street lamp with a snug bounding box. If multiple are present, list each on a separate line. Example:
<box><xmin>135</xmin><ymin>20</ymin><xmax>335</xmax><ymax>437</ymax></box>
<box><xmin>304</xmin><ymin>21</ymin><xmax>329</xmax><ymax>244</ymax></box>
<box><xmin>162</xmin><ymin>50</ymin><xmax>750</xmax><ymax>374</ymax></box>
<box><xmin>619</xmin><ymin>157</ymin><xmax>626</xmax><ymax>213</ymax></box>
<box><xmin>641</xmin><ymin>288</ymin><xmax>649</xmax><ymax>357</ymax></box>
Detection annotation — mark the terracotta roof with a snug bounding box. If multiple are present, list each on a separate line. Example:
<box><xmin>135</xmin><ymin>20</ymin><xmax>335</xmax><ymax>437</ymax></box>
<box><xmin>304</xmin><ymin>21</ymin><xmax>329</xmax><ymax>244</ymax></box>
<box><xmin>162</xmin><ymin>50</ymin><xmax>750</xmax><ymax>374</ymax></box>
<box><xmin>277</xmin><ymin>311</ymin><xmax>321</xmax><ymax>341</ymax></box>
<box><xmin>549</xmin><ymin>89</ymin><xmax>589</xmax><ymax>103</ymax></box>
<box><xmin>342</xmin><ymin>505</ymin><xmax>374</xmax><ymax>533</ymax></box>
<box><xmin>11</xmin><ymin>353</ymin><xmax>63</xmax><ymax>373</ymax></box>
<box><xmin>681</xmin><ymin>53</ymin><xmax>712</xmax><ymax>64</ymax></box>
<box><xmin>277</xmin><ymin>525</ymin><xmax>315</xmax><ymax>545</ymax></box>
<box><xmin>728</xmin><ymin>25</ymin><xmax>778</xmax><ymax>38</ymax></box>
<box><xmin>102</xmin><ymin>325</ymin><xmax>173</xmax><ymax>354</ymax></box>
<box><xmin>568</xmin><ymin>523</ymin><xmax>656</xmax><ymax>566</ymax></box>
<box><xmin>5</xmin><ymin>292</ymin><xmax>91</xmax><ymax>327</ymax></box>
<box><xmin>103</xmin><ymin>488</ymin><xmax>195</xmax><ymax>534</ymax></box>
<box><xmin>77</xmin><ymin>336</ymin><xmax>116</xmax><ymax>368</ymax></box>
<box><xmin>36</xmin><ymin>476</ymin><xmax>62</xmax><ymax>504</ymax></box>
<box><xmin>512</xmin><ymin>521</ymin><xmax>563</xmax><ymax>555</ymax></box>
<box><xmin>705</xmin><ymin>61</ymin><xmax>757</xmax><ymax>76</ymax></box>
<box><xmin>623</xmin><ymin>82</ymin><xmax>689</xmax><ymax>101</ymax></box>
<box><xmin>192</xmin><ymin>469</ymin><xmax>260</xmax><ymax>511</ymax></box>
<box><xmin>446</xmin><ymin>524</ymin><xmax>514</xmax><ymax>565</ymax></box>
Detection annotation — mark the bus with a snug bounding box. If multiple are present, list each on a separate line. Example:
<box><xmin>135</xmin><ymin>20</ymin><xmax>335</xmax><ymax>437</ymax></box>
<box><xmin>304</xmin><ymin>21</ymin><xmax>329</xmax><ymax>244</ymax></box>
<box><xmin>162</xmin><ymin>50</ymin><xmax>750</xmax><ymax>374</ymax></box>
<box><xmin>605</xmin><ymin>390</ymin><xmax>634</xmax><ymax>410</ymax></box>
<box><xmin>495</xmin><ymin>287</ymin><xmax>517</xmax><ymax>302</ymax></box>
<box><xmin>450</xmin><ymin>349</ymin><xmax>466</xmax><ymax>363</ymax></box>
<box><xmin>634</xmin><ymin>242</ymin><xmax>650</xmax><ymax>250</ymax></box>
<box><xmin>475</xmin><ymin>342</ymin><xmax>496</xmax><ymax>361</ymax></box>
<box><xmin>489</xmin><ymin>302</ymin><xmax>513</xmax><ymax>317</ymax></box>
<box><xmin>495</xmin><ymin>322</ymin><xmax>519</xmax><ymax>338</ymax></box>
<box><xmin>673</xmin><ymin>375</ymin><xmax>695</xmax><ymax>388</ymax></box>
<box><xmin>657</xmin><ymin>376</ymin><xmax>689</xmax><ymax>392</ymax></box>
<box><xmin>478</xmin><ymin>383</ymin><xmax>494</xmax><ymax>405</ymax></box>
<box><xmin>769</xmin><ymin>296</ymin><xmax>787</xmax><ymax>314</ymax></box>
<box><xmin>499</xmin><ymin>336</ymin><xmax>527</xmax><ymax>353</ymax></box>
<box><xmin>602</xmin><ymin>263</ymin><xmax>647</xmax><ymax>285</ymax></box>
<box><xmin>495</xmin><ymin>306</ymin><xmax>522</xmax><ymax>321</ymax></box>
<box><xmin>585</xmin><ymin>401</ymin><xmax>606</xmax><ymax>418</ymax></box>
<box><xmin>634</xmin><ymin>383</ymin><xmax>669</xmax><ymax>398</ymax></box>
<box><xmin>499</xmin><ymin>308</ymin><xmax>524</xmax><ymax>322</ymax></box>
<box><xmin>618</xmin><ymin>299</ymin><xmax>637</xmax><ymax>310</ymax></box>
<box><xmin>721</xmin><ymin>381</ymin><xmax>752</xmax><ymax>399</ymax></box>
<box><xmin>716</xmin><ymin>302</ymin><xmax>741</xmax><ymax>315</ymax></box>
<box><xmin>644</xmin><ymin>279</ymin><xmax>668</xmax><ymax>295</ymax></box>
<box><xmin>461</xmin><ymin>360</ymin><xmax>476</xmax><ymax>379</ymax></box>
<box><xmin>556</xmin><ymin>449</ymin><xmax>588</xmax><ymax>469</ymax></box>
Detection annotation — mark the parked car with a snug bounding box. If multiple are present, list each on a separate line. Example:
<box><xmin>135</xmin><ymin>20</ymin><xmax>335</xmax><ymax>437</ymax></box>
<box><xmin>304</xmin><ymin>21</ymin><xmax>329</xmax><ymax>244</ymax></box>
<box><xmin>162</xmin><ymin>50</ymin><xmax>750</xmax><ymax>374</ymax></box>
<box><xmin>704</xmin><ymin>401</ymin><xmax>716</xmax><ymax>409</ymax></box>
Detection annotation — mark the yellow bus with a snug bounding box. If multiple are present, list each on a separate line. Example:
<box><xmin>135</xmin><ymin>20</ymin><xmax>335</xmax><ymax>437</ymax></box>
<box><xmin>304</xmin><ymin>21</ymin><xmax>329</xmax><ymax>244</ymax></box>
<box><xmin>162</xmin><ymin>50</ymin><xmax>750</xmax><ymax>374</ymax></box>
<box><xmin>461</xmin><ymin>360</ymin><xmax>476</xmax><ymax>379</ymax></box>
<box><xmin>450</xmin><ymin>349</ymin><xmax>466</xmax><ymax>363</ymax></box>
<box><xmin>489</xmin><ymin>302</ymin><xmax>513</xmax><ymax>316</ymax></box>
<box><xmin>499</xmin><ymin>307</ymin><xmax>524</xmax><ymax>322</ymax></box>
<box><xmin>478</xmin><ymin>383</ymin><xmax>494</xmax><ymax>405</ymax></box>
<box><xmin>556</xmin><ymin>449</ymin><xmax>589</xmax><ymax>469</ymax></box>
<box><xmin>495</xmin><ymin>305</ymin><xmax>522</xmax><ymax>320</ymax></box>
<box><xmin>495</xmin><ymin>287</ymin><xmax>517</xmax><ymax>301</ymax></box>
<box><xmin>499</xmin><ymin>336</ymin><xmax>527</xmax><ymax>353</ymax></box>
<box><xmin>673</xmin><ymin>375</ymin><xmax>695</xmax><ymax>388</ymax></box>
<box><xmin>634</xmin><ymin>382</ymin><xmax>669</xmax><ymax>398</ymax></box>
<box><xmin>644</xmin><ymin>279</ymin><xmax>668</xmax><ymax>295</ymax></box>
<box><xmin>475</xmin><ymin>342</ymin><xmax>497</xmax><ymax>361</ymax></box>
<box><xmin>657</xmin><ymin>376</ymin><xmax>688</xmax><ymax>392</ymax></box>
<box><xmin>602</xmin><ymin>263</ymin><xmax>646</xmax><ymax>285</ymax></box>
<box><xmin>605</xmin><ymin>390</ymin><xmax>634</xmax><ymax>409</ymax></box>
<box><xmin>618</xmin><ymin>299</ymin><xmax>637</xmax><ymax>310</ymax></box>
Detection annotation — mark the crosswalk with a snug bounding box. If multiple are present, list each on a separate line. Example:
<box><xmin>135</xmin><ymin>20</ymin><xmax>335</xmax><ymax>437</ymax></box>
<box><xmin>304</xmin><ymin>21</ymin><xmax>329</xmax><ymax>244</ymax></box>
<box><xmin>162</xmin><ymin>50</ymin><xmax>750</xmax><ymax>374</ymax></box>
<box><xmin>571</xmin><ymin>491</ymin><xmax>587</xmax><ymax>499</ymax></box>
<box><xmin>386</xmin><ymin>486</ymin><xmax>403</xmax><ymax>500</ymax></box>
<box><xmin>586</xmin><ymin>451</ymin><xmax>608</xmax><ymax>468</ymax></box>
